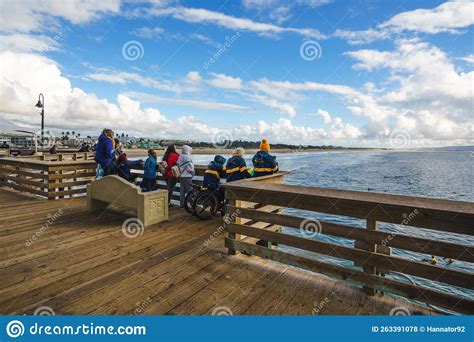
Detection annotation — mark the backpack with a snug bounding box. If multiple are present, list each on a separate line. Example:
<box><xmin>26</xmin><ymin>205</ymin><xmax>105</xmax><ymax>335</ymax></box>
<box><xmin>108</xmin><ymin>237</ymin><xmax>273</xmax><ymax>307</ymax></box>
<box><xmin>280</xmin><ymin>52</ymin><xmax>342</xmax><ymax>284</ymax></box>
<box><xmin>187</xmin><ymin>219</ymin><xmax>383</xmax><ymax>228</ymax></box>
<box><xmin>171</xmin><ymin>164</ymin><xmax>181</xmax><ymax>178</ymax></box>
<box><xmin>158</xmin><ymin>161</ymin><xmax>168</xmax><ymax>175</ymax></box>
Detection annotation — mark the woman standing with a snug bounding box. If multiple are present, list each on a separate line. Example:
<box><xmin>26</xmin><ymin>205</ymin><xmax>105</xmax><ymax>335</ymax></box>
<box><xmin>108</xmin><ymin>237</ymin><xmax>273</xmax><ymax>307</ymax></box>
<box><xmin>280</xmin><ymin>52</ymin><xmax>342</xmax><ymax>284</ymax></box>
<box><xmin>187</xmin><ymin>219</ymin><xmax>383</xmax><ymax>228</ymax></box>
<box><xmin>161</xmin><ymin>145</ymin><xmax>179</xmax><ymax>206</ymax></box>
<box><xmin>177</xmin><ymin>145</ymin><xmax>195</xmax><ymax>208</ymax></box>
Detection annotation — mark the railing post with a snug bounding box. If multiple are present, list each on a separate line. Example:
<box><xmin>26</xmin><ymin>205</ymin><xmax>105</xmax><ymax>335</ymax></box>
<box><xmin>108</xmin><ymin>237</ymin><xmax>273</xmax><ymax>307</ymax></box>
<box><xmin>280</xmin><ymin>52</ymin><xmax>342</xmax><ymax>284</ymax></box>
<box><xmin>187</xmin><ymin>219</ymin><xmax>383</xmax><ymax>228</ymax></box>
<box><xmin>227</xmin><ymin>199</ymin><xmax>241</xmax><ymax>256</ymax></box>
<box><xmin>362</xmin><ymin>219</ymin><xmax>378</xmax><ymax>295</ymax></box>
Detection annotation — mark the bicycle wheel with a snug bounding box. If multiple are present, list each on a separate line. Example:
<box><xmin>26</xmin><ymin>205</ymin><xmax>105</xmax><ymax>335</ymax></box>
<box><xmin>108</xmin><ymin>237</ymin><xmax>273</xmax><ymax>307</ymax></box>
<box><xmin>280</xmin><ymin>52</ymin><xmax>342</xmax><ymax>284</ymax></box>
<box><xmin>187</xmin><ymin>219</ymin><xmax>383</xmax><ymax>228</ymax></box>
<box><xmin>194</xmin><ymin>192</ymin><xmax>219</xmax><ymax>220</ymax></box>
<box><xmin>184</xmin><ymin>189</ymin><xmax>198</xmax><ymax>214</ymax></box>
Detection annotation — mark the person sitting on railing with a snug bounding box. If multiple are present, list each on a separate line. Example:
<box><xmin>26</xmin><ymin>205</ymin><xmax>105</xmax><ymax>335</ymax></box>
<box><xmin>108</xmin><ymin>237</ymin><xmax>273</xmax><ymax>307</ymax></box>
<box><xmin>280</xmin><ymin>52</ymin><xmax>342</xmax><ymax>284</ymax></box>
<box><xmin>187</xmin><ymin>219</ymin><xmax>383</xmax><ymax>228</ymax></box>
<box><xmin>203</xmin><ymin>155</ymin><xmax>227</xmax><ymax>201</ymax></box>
<box><xmin>116</xmin><ymin>153</ymin><xmax>143</xmax><ymax>183</ymax></box>
<box><xmin>94</xmin><ymin>129</ymin><xmax>115</xmax><ymax>176</ymax></box>
<box><xmin>252</xmin><ymin>138</ymin><xmax>279</xmax><ymax>177</ymax></box>
<box><xmin>141</xmin><ymin>149</ymin><xmax>157</xmax><ymax>192</ymax></box>
<box><xmin>49</xmin><ymin>144</ymin><xmax>58</xmax><ymax>154</ymax></box>
<box><xmin>225</xmin><ymin>147</ymin><xmax>252</xmax><ymax>182</ymax></box>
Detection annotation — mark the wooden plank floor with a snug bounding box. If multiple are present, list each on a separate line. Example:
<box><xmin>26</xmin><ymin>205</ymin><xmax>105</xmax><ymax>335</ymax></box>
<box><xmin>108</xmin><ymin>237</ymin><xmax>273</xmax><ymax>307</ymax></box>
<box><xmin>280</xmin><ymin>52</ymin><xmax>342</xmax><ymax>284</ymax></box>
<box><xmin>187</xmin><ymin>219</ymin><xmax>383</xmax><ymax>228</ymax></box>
<box><xmin>0</xmin><ymin>188</ymin><xmax>435</xmax><ymax>315</ymax></box>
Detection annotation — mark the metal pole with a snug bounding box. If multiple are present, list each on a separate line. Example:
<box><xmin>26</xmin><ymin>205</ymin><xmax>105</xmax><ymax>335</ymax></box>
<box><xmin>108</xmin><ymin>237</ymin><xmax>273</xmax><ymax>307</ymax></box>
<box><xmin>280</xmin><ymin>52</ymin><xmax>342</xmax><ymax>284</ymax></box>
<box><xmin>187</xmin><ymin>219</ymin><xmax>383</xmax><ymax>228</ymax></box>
<box><xmin>40</xmin><ymin>94</ymin><xmax>44</xmax><ymax>148</ymax></box>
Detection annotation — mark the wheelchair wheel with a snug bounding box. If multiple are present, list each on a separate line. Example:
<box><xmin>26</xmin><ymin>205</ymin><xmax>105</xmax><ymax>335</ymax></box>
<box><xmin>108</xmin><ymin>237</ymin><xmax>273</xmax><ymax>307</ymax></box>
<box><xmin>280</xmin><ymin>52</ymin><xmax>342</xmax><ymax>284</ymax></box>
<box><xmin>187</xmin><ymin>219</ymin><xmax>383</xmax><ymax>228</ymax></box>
<box><xmin>194</xmin><ymin>192</ymin><xmax>219</xmax><ymax>220</ymax></box>
<box><xmin>184</xmin><ymin>188</ymin><xmax>199</xmax><ymax>214</ymax></box>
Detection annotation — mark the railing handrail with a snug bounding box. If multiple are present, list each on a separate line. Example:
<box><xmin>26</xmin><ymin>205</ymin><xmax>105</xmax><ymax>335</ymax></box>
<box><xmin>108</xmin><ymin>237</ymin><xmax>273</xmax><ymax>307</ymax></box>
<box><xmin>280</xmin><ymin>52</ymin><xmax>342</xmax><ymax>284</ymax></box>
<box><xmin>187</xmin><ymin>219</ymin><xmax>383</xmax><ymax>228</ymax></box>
<box><xmin>223</xmin><ymin>180</ymin><xmax>474</xmax><ymax>235</ymax></box>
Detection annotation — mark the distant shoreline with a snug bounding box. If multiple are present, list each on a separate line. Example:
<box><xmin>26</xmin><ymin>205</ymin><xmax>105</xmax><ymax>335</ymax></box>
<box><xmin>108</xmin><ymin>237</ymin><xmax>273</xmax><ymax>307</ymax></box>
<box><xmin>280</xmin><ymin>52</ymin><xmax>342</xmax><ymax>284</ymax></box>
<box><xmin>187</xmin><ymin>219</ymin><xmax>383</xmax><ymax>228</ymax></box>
<box><xmin>123</xmin><ymin>147</ymin><xmax>386</xmax><ymax>157</ymax></box>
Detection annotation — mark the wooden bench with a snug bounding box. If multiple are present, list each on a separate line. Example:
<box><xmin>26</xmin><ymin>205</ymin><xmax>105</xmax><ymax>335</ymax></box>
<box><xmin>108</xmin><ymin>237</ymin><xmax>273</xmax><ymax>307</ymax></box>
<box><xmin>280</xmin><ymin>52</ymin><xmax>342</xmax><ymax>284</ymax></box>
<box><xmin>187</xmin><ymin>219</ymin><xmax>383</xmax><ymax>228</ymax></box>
<box><xmin>86</xmin><ymin>175</ymin><xmax>168</xmax><ymax>227</ymax></box>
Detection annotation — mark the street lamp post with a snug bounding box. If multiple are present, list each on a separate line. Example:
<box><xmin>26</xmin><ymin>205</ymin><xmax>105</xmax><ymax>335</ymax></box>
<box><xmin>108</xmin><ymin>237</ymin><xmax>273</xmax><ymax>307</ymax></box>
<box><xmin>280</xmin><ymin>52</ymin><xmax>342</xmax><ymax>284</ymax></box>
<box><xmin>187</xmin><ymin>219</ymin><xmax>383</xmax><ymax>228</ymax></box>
<box><xmin>35</xmin><ymin>93</ymin><xmax>44</xmax><ymax>147</ymax></box>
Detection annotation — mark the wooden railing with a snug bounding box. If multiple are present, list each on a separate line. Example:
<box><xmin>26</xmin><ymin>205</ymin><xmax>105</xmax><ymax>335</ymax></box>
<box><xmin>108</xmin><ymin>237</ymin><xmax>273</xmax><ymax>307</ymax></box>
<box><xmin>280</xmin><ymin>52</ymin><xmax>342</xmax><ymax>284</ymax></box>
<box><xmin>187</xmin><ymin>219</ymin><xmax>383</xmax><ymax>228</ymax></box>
<box><xmin>222</xmin><ymin>180</ymin><xmax>474</xmax><ymax>314</ymax></box>
<box><xmin>0</xmin><ymin>154</ymin><xmax>209</xmax><ymax>200</ymax></box>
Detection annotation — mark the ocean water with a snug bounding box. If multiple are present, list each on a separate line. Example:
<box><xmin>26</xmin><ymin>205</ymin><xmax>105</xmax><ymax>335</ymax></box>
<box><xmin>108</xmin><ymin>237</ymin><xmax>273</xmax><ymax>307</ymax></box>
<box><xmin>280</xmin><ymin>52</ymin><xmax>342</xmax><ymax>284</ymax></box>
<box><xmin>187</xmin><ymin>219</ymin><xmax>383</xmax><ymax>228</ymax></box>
<box><xmin>168</xmin><ymin>151</ymin><xmax>474</xmax><ymax>302</ymax></box>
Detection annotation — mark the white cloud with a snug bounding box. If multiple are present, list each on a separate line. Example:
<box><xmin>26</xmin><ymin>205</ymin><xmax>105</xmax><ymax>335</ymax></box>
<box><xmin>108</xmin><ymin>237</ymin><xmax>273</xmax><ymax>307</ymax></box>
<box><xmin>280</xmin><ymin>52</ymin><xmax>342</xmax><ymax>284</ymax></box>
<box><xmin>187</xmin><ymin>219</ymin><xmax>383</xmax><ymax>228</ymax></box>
<box><xmin>315</xmin><ymin>109</ymin><xmax>331</xmax><ymax>124</ymax></box>
<box><xmin>0</xmin><ymin>0</ymin><xmax>121</xmax><ymax>33</ymax></box>
<box><xmin>145</xmin><ymin>6</ymin><xmax>325</xmax><ymax>39</ymax></box>
<box><xmin>380</xmin><ymin>1</ymin><xmax>474</xmax><ymax>34</ymax></box>
<box><xmin>0</xmin><ymin>33</ymin><xmax>60</xmax><ymax>53</ymax></box>
<box><xmin>335</xmin><ymin>1</ymin><xmax>474</xmax><ymax>45</ymax></box>
<box><xmin>124</xmin><ymin>91</ymin><xmax>250</xmax><ymax>112</ymax></box>
<box><xmin>207</xmin><ymin>73</ymin><xmax>242</xmax><ymax>90</ymax></box>
<box><xmin>460</xmin><ymin>54</ymin><xmax>474</xmax><ymax>64</ymax></box>
<box><xmin>333</xmin><ymin>29</ymin><xmax>390</xmax><ymax>45</ymax></box>
<box><xmin>130</xmin><ymin>26</ymin><xmax>165</xmax><ymax>39</ymax></box>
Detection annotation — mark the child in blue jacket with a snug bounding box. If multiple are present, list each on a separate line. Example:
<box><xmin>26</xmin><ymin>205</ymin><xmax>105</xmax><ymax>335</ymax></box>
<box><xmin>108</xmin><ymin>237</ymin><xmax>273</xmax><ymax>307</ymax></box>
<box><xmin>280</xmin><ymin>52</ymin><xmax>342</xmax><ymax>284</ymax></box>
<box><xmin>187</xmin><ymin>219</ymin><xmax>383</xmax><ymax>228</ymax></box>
<box><xmin>141</xmin><ymin>149</ymin><xmax>157</xmax><ymax>192</ymax></box>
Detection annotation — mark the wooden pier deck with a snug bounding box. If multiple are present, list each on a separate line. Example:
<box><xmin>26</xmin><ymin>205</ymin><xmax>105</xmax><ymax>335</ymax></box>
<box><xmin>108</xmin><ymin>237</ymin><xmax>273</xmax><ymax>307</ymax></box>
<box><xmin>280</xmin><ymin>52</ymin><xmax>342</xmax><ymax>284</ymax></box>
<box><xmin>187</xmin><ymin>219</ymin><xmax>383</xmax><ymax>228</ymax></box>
<box><xmin>0</xmin><ymin>188</ymin><xmax>434</xmax><ymax>316</ymax></box>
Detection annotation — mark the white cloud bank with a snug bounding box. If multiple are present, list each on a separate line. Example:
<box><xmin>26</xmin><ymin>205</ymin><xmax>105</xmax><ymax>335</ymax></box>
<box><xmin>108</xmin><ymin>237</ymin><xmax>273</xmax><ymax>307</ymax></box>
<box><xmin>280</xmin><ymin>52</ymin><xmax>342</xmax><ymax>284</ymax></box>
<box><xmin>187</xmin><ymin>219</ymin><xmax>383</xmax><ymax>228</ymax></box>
<box><xmin>335</xmin><ymin>1</ymin><xmax>474</xmax><ymax>45</ymax></box>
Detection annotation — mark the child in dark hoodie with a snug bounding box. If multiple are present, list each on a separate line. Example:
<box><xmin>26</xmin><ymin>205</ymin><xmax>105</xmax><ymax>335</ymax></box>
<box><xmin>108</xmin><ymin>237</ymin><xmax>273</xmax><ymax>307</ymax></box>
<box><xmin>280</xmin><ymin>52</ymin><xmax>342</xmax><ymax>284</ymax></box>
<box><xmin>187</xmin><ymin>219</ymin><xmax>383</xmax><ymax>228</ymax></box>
<box><xmin>116</xmin><ymin>153</ymin><xmax>143</xmax><ymax>183</ymax></box>
<box><xmin>203</xmin><ymin>155</ymin><xmax>226</xmax><ymax>201</ymax></box>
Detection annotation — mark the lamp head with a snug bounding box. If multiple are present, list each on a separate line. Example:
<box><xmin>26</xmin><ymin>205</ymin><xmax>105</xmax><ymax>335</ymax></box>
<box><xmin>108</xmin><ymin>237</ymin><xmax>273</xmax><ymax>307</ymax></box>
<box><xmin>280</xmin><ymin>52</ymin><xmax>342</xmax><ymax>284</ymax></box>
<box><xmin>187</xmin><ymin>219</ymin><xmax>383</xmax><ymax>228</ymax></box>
<box><xmin>35</xmin><ymin>100</ymin><xmax>43</xmax><ymax>108</ymax></box>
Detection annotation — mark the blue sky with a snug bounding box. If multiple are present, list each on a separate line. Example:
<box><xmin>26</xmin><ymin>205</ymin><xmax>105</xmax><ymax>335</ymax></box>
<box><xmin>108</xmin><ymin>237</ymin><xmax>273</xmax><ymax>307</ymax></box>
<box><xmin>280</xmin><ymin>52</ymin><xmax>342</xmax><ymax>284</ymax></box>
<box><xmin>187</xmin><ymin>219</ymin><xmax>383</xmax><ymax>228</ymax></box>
<box><xmin>0</xmin><ymin>0</ymin><xmax>473</xmax><ymax>147</ymax></box>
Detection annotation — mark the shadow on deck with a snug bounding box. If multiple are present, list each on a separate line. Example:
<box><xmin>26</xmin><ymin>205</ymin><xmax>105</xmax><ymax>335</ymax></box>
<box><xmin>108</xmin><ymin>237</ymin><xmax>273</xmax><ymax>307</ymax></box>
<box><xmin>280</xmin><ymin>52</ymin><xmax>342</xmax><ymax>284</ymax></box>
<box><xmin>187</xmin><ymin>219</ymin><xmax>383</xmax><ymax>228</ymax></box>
<box><xmin>0</xmin><ymin>188</ymin><xmax>435</xmax><ymax>315</ymax></box>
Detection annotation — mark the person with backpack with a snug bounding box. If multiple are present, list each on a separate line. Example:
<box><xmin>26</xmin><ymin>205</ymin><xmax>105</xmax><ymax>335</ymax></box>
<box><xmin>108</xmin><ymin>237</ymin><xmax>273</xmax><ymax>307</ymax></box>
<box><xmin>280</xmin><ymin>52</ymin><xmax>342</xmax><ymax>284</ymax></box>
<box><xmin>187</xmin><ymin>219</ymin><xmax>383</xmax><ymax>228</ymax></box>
<box><xmin>225</xmin><ymin>147</ymin><xmax>252</xmax><ymax>182</ymax></box>
<box><xmin>141</xmin><ymin>149</ymin><xmax>157</xmax><ymax>192</ymax></box>
<box><xmin>252</xmin><ymin>138</ymin><xmax>279</xmax><ymax>177</ymax></box>
<box><xmin>177</xmin><ymin>145</ymin><xmax>195</xmax><ymax>208</ymax></box>
<box><xmin>160</xmin><ymin>145</ymin><xmax>180</xmax><ymax>206</ymax></box>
